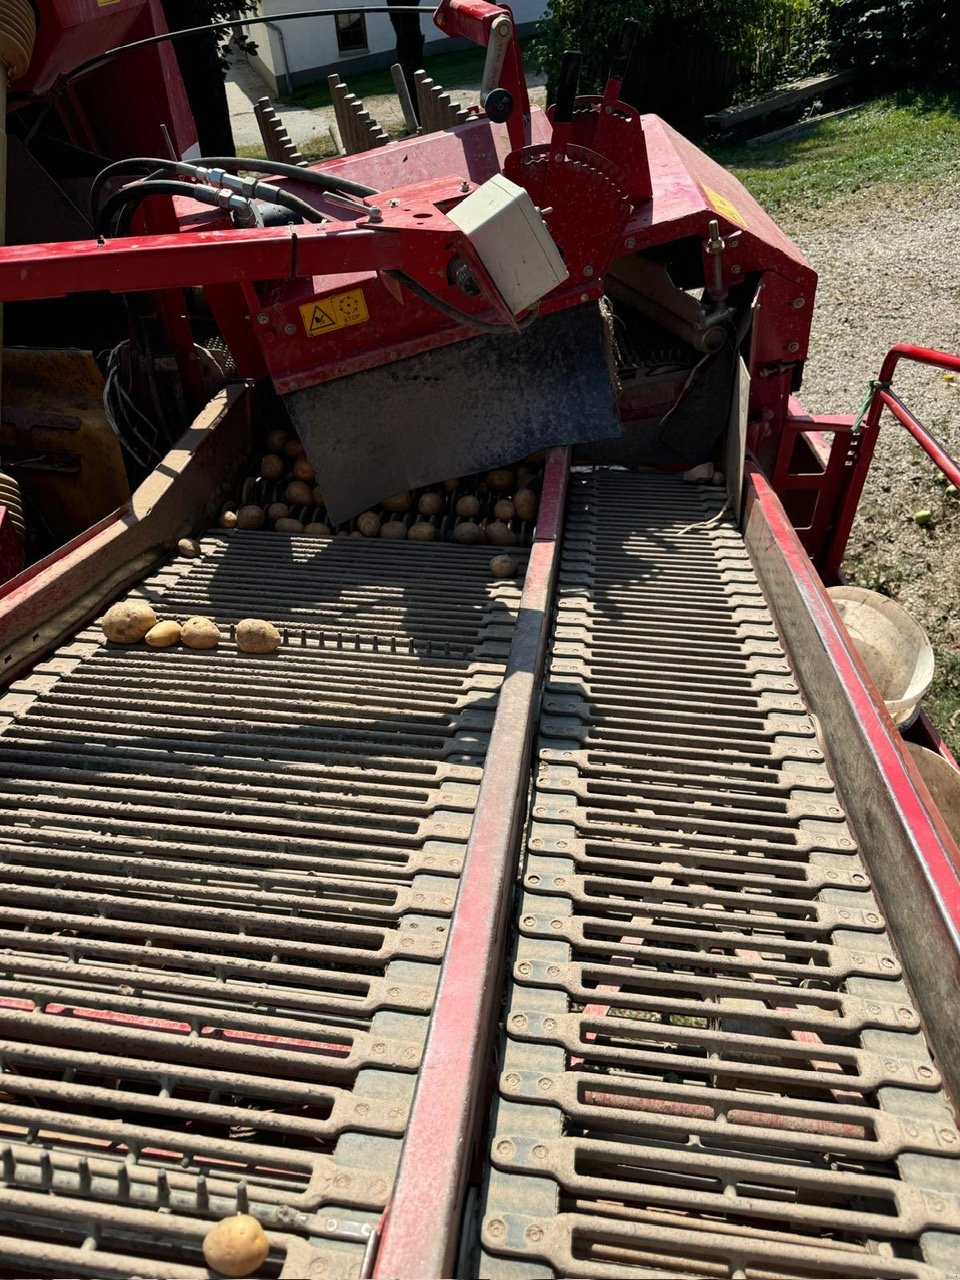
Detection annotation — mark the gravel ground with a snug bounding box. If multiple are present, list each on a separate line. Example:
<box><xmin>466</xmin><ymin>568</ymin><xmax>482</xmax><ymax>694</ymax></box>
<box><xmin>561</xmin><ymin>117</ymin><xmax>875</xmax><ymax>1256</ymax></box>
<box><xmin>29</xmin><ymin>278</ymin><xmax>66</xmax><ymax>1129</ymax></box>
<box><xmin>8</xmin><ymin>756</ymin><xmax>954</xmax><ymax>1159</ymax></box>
<box><xmin>778</xmin><ymin>180</ymin><xmax>960</xmax><ymax>651</ymax></box>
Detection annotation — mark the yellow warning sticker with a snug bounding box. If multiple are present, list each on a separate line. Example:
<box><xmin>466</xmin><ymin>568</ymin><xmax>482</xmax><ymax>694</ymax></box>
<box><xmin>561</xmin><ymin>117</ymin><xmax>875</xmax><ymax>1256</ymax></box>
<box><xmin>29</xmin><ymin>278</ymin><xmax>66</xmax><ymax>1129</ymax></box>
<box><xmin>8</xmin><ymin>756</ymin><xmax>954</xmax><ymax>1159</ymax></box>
<box><xmin>703</xmin><ymin>187</ymin><xmax>748</xmax><ymax>230</ymax></box>
<box><xmin>299</xmin><ymin>289</ymin><xmax>370</xmax><ymax>337</ymax></box>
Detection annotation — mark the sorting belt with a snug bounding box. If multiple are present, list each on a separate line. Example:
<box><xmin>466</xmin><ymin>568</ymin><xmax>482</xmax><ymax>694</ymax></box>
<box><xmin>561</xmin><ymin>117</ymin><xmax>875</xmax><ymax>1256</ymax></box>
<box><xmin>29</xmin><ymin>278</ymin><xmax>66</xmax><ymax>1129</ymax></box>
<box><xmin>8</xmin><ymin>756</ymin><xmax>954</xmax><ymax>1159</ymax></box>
<box><xmin>479</xmin><ymin>471</ymin><xmax>960</xmax><ymax>1280</ymax></box>
<box><xmin>0</xmin><ymin>532</ymin><xmax>524</xmax><ymax>1279</ymax></box>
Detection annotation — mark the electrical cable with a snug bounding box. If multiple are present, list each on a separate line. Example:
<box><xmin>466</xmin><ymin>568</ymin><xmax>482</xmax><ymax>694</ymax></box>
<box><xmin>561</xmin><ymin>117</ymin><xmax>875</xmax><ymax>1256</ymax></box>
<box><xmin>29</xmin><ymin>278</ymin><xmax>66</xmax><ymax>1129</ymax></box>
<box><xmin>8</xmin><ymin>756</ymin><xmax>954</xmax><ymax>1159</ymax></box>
<box><xmin>63</xmin><ymin>8</ymin><xmax>438</xmax><ymax>85</ymax></box>
<box><xmin>90</xmin><ymin>155</ymin><xmax>377</xmax><ymax>222</ymax></box>
<box><xmin>385</xmin><ymin>269</ymin><xmax>539</xmax><ymax>336</ymax></box>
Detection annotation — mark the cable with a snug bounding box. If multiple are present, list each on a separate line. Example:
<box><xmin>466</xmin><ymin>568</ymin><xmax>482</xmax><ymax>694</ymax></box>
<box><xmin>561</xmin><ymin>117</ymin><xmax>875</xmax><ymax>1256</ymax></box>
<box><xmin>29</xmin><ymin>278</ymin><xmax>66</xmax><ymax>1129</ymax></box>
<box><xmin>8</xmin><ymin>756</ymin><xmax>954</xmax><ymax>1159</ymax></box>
<box><xmin>97</xmin><ymin>176</ymin><xmax>324</xmax><ymax>238</ymax></box>
<box><xmin>63</xmin><ymin>8</ymin><xmax>438</xmax><ymax>85</ymax></box>
<box><xmin>98</xmin><ymin>179</ymin><xmax>247</xmax><ymax>237</ymax></box>
<box><xmin>385</xmin><ymin>269</ymin><xmax>539</xmax><ymax>336</ymax></box>
<box><xmin>90</xmin><ymin>156</ymin><xmax>377</xmax><ymax>222</ymax></box>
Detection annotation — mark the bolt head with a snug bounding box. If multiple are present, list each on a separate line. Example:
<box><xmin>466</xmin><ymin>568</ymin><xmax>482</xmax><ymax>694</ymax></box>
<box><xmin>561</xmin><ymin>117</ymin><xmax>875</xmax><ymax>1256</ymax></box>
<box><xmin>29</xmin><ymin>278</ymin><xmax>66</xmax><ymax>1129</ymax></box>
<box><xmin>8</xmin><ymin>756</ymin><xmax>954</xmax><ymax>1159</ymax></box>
<box><xmin>283</xmin><ymin>323</ymin><xmax>297</xmax><ymax>335</ymax></box>
<box><xmin>256</xmin><ymin>312</ymin><xmax>270</xmax><ymax>325</ymax></box>
<box><xmin>583</xmin><ymin>265</ymin><xmax>595</xmax><ymax>278</ymax></box>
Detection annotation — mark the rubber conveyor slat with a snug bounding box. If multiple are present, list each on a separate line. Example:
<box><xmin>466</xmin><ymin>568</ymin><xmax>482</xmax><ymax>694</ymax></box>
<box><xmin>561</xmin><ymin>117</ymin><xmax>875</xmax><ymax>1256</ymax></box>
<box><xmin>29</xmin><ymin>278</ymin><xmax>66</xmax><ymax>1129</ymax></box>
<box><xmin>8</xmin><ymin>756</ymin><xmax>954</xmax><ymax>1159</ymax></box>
<box><xmin>0</xmin><ymin>532</ymin><xmax>525</xmax><ymax>1279</ymax></box>
<box><xmin>480</xmin><ymin>472</ymin><xmax>960</xmax><ymax>1280</ymax></box>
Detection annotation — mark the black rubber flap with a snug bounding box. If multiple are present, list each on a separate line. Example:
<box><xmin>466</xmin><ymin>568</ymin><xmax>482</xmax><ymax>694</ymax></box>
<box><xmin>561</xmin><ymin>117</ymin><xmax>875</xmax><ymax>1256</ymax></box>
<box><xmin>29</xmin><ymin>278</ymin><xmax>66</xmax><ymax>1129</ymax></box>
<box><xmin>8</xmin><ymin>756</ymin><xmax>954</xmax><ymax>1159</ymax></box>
<box><xmin>284</xmin><ymin>304</ymin><xmax>621</xmax><ymax>525</ymax></box>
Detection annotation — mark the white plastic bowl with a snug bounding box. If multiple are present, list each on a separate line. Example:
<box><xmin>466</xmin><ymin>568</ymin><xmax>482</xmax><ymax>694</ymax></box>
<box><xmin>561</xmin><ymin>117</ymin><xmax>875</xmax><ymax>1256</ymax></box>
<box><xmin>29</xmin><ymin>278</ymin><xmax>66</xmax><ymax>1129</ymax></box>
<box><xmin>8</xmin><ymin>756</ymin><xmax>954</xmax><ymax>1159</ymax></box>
<box><xmin>907</xmin><ymin>743</ymin><xmax>960</xmax><ymax>853</ymax></box>
<box><xmin>827</xmin><ymin>586</ymin><xmax>934</xmax><ymax>727</ymax></box>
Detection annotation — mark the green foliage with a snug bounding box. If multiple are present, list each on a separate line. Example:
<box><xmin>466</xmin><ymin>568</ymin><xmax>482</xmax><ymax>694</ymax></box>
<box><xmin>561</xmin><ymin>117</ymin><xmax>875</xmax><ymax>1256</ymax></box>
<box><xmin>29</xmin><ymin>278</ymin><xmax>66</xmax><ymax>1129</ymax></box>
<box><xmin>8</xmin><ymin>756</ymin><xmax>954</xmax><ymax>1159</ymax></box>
<box><xmin>824</xmin><ymin>0</ymin><xmax>958</xmax><ymax>86</ymax></box>
<box><xmin>533</xmin><ymin>0</ymin><xmax>823</xmax><ymax>130</ymax></box>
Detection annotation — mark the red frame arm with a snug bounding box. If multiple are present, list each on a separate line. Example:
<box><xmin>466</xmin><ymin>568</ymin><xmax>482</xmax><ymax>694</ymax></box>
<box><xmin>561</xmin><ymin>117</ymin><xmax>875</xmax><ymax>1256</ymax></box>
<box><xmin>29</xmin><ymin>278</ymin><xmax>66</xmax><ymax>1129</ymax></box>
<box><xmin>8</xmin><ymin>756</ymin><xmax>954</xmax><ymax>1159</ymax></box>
<box><xmin>823</xmin><ymin>343</ymin><xmax>960</xmax><ymax>576</ymax></box>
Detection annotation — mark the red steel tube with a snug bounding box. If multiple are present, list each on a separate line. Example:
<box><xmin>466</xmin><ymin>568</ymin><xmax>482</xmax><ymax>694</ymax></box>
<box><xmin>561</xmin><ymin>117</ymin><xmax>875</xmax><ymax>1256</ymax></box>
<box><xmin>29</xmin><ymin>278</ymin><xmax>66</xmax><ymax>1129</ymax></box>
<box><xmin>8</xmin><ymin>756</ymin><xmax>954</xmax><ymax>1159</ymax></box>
<box><xmin>372</xmin><ymin>447</ymin><xmax>569</xmax><ymax>1280</ymax></box>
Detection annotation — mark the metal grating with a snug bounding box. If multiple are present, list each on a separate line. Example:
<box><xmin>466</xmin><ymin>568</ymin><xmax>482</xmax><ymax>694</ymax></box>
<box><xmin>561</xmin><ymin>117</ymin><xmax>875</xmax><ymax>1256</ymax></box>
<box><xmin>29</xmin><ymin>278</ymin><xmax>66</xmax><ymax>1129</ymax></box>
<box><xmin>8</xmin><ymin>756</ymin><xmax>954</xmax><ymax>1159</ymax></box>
<box><xmin>0</xmin><ymin>531</ymin><xmax>525</xmax><ymax>1279</ymax></box>
<box><xmin>479</xmin><ymin>471</ymin><xmax>960</xmax><ymax>1280</ymax></box>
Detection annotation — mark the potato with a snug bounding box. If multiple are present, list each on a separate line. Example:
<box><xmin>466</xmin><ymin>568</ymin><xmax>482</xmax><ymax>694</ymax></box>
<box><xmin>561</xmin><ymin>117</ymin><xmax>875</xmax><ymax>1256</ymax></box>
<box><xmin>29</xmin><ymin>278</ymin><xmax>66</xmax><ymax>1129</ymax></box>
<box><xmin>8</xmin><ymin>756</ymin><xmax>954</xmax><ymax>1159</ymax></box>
<box><xmin>266</xmin><ymin>502</ymin><xmax>289</xmax><ymax>523</ymax></box>
<box><xmin>349</xmin><ymin>530</ymin><xmax>364</xmax><ymax>538</ymax></box>
<box><xmin>260</xmin><ymin>453</ymin><xmax>285</xmax><ymax>481</ymax></box>
<box><xmin>284</xmin><ymin>438</ymin><xmax>304</xmax><ymax>458</ymax></box>
<box><xmin>181</xmin><ymin>616</ymin><xmax>220</xmax><ymax>650</ymax></box>
<box><xmin>485</xmin><ymin>520</ymin><xmax>517</xmax><ymax>547</ymax></box>
<box><xmin>101</xmin><ymin>600</ymin><xmax>157</xmax><ymax>644</ymax></box>
<box><xmin>382</xmin><ymin>492</ymin><xmax>412</xmax><ymax>514</ymax></box>
<box><xmin>453</xmin><ymin>520</ymin><xmax>481</xmax><ymax>545</ymax></box>
<box><xmin>145</xmin><ymin>620</ymin><xmax>181</xmax><ymax>648</ymax></box>
<box><xmin>274</xmin><ymin>517</ymin><xmax>304</xmax><ymax>533</ymax></box>
<box><xmin>219</xmin><ymin>510</ymin><xmax>238</xmax><ymax>530</ymax></box>
<box><xmin>442</xmin><ymin>478</ymin><xmax>460</xmax><ymax>494</ymax></box>
<box><xmin>494</xmin><ymin>499</ymin><xmax>516</xmax><ymax>522</ymax></box>
<box><xmin>202</xmin><ymin>1213</ymin><xmax>269</xmax><ymax>1278</ymax></box>
<box><xmin>236</xmin><ymin>618</ymin><xmax>281</xmax><ymax>654</ymax></box>
<box><xmin>513</xmin><ymin>488</ymin><xmax>538</xmax><ymax>521</ymax></box>
<box><xmin>418</xmin><ymin>492</ymin><xmax>443</xmax><ymax>517</ymax></box>
<box><xmin>293</xmin><ymin>454</ymin><xmax>316</xmax><ymax>482</ymax></box>
<box><xmin>284</xmin><ymin>480</ymin><xmax>313</xmax><ymax>506</ymax></box>
<box><xmin>178</xmin><ymin>537</ymin><xmax>201</xmax><ymax>558</ymax></box>
<box><xmin>516</xmin><ymin>466</ymin><xmax>537</xmax><ymax>486</ymax></box>
<box><xmin>487</xmin><ymin>468</ymin><xmax>514</xmax><ymax>492</ymax></box>
<box><xmin>236</xmin><ymin>505</ymin><xmax>265</xmax><ymax>531</ymax></box>
<box><xmin>409</xmin><ymin>520</ymin><xmax>437</xmax><ymax>541</ymax></box>
<box><xmin>304</xmin><ymin>522</ymin><xmax>332</xmax><ymax>536</ymax></box>
<box><xmin>456</xmin><ymin>495</ymin><xmax>480</xmax><ymax>519</ymax></box>
<box><xmin>311</xmin><ymin>485</ymin><xmax>325</xmax><ymax>506</ymax></box>
<box><xmin>357</xmin><ymin>511</ymin><xmax>381</xmax><ymax>538</ymax></box>
<box><xmin>381</xmin><ymin>519</ymin><xmax>407</xmax><ymax>539</ymax></box>
<box><xmin>490</xmin><ymin>554</ymin><xmax>519</xmax><ymax>579</ymax></box>
<box><xmin>265</xmin><ymin>428</ymin><xmax>290</xmax><ymax>452</ymax></box>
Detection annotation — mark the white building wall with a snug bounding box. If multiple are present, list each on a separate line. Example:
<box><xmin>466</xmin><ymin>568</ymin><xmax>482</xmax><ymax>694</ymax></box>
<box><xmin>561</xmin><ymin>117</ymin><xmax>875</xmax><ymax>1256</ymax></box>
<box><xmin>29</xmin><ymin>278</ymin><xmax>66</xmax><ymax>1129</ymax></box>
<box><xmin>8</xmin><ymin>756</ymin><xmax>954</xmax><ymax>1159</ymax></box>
<box><xmin>250</xmin><ymin>0</ymin><xmax>548</xmax><ymax>95</ymax></box>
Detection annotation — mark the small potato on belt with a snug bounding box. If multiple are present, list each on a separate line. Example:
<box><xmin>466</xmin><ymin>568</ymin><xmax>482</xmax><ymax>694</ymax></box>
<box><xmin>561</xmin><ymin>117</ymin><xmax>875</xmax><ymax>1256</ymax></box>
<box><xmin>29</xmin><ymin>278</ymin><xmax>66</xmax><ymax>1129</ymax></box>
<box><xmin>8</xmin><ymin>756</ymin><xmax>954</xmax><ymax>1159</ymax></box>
<box><xmin>101</xmin><ymin>600</ymin><xmax>157</xmax><ymax>644</ymax></box>
<box><xmin>181</xmin><ymin>616</ymin><xmax>220</xmax><ymax>650</ymax></box>
<box><xmin>236</xmin><ymin>619</ymin><xmax>281</xmax><ymax>654</ymax></box>
<box><xmin>145</xmin><ymin>620</ymin><xmax>181</xmax><ymax>648</ymax></box>
<box><xmin>203</xmin><ymin>1213</ymin><xmax>269</xmax><ymax>1278</ymax></box>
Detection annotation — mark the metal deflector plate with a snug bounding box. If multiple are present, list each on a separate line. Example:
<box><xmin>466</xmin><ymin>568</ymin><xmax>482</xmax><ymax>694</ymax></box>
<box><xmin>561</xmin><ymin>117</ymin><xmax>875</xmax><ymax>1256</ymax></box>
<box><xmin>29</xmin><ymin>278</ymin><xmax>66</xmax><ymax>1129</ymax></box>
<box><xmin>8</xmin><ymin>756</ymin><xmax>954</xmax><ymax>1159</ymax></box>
<box><xmin>286</xmin><ymin>306</ymin><xmax>620</xmax><ymax>525</ymax></box>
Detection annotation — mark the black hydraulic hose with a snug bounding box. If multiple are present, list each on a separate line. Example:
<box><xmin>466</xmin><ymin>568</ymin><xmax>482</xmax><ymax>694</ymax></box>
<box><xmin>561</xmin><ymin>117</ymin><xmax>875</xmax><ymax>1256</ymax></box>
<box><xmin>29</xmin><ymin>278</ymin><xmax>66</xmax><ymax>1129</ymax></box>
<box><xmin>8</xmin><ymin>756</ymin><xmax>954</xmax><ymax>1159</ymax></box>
<box><xmin>90</xmin><ymin>156</ymin><xmax>377</xmax><ymax>224</ymax></box>
<box><xmin>200</xmin><ymin>156</ymin><xmax>378</xmax><ymax>199</ymax></box>
<box><xmin>96</xmin><ymin>174</ymin><xmax>325</xmax><ymax>238</ymax></box>
<box><xmin>98</xmin><ymin>180</ymin><xmax>232</xmax><ymax>237</ymax></box>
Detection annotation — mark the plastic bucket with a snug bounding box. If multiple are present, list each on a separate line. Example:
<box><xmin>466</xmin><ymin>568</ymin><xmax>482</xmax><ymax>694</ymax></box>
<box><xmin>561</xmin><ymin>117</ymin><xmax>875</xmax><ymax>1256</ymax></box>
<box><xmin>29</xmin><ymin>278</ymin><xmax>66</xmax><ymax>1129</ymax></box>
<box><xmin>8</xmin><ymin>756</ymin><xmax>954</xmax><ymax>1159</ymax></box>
<box><xmin>827</xmin><ymin>586</ymin><xmax>934</xmax><ymax>727</ymax></box>
<box><xmin>907</xmin><ymin>743</ymin><xmax>960</xmax><ymax>855</ymax></box>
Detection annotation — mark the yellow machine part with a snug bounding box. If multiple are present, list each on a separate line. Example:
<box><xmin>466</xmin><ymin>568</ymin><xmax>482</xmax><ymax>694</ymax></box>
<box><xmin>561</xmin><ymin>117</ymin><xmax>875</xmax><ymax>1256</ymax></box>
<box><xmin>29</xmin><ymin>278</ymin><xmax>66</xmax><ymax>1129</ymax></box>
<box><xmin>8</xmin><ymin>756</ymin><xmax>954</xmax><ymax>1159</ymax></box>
<box><xmin>1</xmin><ymin>348</ymin><xmax>130</xmax><ymax>543</ymax></box>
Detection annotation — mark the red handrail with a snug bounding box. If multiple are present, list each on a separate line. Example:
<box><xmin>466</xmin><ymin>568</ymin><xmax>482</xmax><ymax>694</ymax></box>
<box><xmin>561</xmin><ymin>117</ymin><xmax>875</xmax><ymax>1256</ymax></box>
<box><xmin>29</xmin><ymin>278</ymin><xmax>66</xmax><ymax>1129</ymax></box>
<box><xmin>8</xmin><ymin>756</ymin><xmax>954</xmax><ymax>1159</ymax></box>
<box><xmin>823</xmin><ymin>343</ymin><xmax>960</xmax><ymax>577</ymax></box>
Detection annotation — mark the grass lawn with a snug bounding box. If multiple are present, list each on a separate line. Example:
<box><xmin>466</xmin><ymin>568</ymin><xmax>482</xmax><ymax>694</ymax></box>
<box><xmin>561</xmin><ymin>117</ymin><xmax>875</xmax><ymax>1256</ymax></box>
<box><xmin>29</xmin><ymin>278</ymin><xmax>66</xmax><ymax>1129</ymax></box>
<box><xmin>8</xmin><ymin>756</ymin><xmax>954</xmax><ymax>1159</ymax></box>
<box><xmin>711</xmin><ymin>91</ymin><xmax>960</xmax><ymax>213</ymax></box>
<box><xmin>284</xmin><ymin>36</ymin><xmax>538</xmax><ymax>110</ymax></box>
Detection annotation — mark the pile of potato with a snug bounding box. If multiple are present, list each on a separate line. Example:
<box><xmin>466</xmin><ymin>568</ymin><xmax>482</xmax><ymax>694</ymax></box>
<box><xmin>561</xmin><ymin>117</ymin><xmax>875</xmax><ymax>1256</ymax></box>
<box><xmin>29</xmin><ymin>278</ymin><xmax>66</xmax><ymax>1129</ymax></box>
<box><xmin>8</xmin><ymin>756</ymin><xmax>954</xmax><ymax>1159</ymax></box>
<box><xmin>222</xmin><ymin>426</ymin><xmax>545</xmax><ymax>549</ymax></box>
<box><xmin>100</xmin><ymin>601</ymin><xmax>281</xmax><ymax>654</ymax></box>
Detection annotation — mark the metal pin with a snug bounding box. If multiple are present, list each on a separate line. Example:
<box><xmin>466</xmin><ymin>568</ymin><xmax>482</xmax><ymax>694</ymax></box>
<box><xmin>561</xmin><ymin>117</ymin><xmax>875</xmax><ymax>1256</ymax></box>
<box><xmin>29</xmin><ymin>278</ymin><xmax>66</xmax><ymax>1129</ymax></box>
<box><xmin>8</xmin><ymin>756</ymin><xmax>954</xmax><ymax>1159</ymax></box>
<box><xmin>236</xmin><ymin>1180</ymin><xmax>249</xmax><ymax>1213</ymax></box>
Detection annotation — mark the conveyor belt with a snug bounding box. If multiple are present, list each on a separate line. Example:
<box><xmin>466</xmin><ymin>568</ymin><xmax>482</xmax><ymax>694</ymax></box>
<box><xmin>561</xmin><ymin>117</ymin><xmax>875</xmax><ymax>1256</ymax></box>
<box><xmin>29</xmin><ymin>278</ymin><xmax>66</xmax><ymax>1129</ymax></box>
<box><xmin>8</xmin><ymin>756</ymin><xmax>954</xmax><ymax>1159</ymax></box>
<box><xmin>0</xmin><ymin>531</ymin><xmax>525</xmax><ymax>1279</ymax></box>
<box><xmin>479</xmin><ymin>472</ymin><xmax>960</xmax><ymax>1280</ymax></box>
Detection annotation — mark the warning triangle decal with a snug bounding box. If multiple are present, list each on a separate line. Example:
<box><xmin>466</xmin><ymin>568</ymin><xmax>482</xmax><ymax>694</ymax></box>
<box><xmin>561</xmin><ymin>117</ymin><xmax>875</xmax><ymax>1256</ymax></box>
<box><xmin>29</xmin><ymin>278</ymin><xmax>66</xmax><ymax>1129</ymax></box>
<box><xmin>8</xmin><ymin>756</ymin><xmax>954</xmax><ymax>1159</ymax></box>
<box><xmin>307</xmin><ymin>305</ymin><xmax>336</xmax><ymax>335</ymax></box>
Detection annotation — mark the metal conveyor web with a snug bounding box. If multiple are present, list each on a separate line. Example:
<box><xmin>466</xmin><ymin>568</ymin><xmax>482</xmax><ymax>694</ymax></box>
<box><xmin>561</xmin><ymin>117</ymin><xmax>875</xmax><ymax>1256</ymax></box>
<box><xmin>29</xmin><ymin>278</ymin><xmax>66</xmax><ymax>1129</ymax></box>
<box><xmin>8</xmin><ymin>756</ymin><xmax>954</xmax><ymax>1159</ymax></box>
<box><xmin>479</xmin><ymin>470</ymin><xmax>960</xmax><ymax>1280</ymax></box>
<box><xmin>0</xmin><ymin>532</ymin><xmax>524</xmax><ymax>1279</ymax></box>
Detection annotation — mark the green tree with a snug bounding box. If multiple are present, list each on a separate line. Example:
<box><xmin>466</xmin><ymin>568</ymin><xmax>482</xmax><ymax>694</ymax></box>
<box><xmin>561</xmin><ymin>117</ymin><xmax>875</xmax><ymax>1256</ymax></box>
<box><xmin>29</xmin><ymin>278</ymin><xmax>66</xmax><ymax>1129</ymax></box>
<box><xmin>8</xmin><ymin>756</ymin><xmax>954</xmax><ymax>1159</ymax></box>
<box><xmin>824</xmin><ymin>0</ymin><xmax>957</xmax><ymax>85</ymax></box>
<box><xmin>535</xmin><ymin>0</ymin><xmax>822</xmax><ymax>133</ymax></box>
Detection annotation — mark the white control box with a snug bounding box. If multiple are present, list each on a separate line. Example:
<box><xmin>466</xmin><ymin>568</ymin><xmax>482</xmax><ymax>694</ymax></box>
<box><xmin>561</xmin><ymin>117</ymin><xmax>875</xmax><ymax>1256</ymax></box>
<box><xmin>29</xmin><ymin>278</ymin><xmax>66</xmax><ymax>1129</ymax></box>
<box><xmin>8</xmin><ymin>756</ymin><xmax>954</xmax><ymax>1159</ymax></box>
<box><xmin>448</xmin><ymin>173</ymin><xmax>570</xmax><ymax>315</ymax></box>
